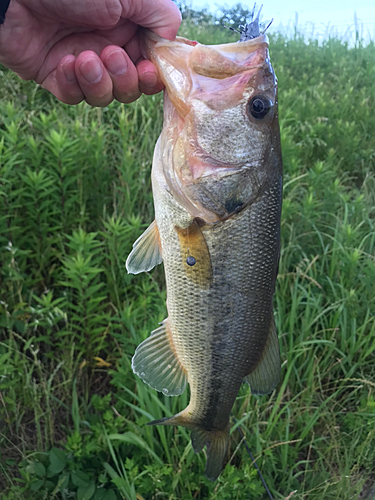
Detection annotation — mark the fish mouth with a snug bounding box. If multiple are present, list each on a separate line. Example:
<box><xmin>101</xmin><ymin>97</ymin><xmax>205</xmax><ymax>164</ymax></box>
<box><xmin>143</xmin><ymin>29</ymin><xmax>269</xmax><ymax>55</ymax></box>
<box><xmin>142</xmin><ymin>30</ymin><xmax>270</xmax><ymax>95</ymax></box>
<box><xmin>142</xmin><ymin>27</ymin><xmax>274</xmax><ymax>130</ymax></box>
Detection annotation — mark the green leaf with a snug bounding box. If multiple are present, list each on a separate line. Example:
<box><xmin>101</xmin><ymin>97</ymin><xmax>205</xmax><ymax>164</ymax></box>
<box><xmin>45</xmin><ymin>480</ymin><xmax>56</xmax><ymax>491</ymax></box>
<box><xmin>30</xmin><ymin>479</ymin><xmax>45</xmax><ymax>491</ymax></box>
<box><xmin>94</xmin><ymin>490</ymin><xmax>107</xmax><ymax>500</ymax></box>
<box><xmin>49</xmin><ymin>447</ymin><xmax>67</xmax><ymax>474</ymax></box>
<box><xmin>97</xmin><ymin>473</ymin><xmax>108</xmax><ymax>484</ymax></box>
<box><xmin>103</xmin><ymin>490</ymin><xmax>117</xmax><ymax>500</ymax></box>
<box><xmin>77</xmin><ymin>481</ymin><xmax>96</xmax><ymax>500</ymax></box>
<box><xmin>72</xmin><ymin>470</ymin><xmax>90</xmax><ymax>487</ymax></box>
<box><xmin>32</xmin><ymin>461</ymin><xmax>46</xmax><ymax>477</ymax></box>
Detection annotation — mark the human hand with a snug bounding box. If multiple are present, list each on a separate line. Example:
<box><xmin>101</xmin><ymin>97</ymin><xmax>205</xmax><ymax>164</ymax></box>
<box><xmin>0</xmin><ymin>0</ymin><xmax>181</xmax><ymax>106</ymax></box>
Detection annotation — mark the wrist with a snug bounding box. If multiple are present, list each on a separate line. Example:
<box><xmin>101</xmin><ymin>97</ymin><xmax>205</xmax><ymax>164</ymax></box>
<box><xmin>0</xmin><ymin>0</ymin><xmax>11</xmax><ymax>25</ymax></box>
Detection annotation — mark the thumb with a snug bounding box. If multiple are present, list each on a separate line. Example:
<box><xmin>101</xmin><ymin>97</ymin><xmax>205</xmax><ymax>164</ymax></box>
<box><xmin>122</xmin><ymin>0</ymin><xmax>181</xmax><ymax>40</ymax></box>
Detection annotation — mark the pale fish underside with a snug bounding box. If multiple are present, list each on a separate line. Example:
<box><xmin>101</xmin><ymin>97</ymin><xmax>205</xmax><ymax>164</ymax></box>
<box><xmin>126</xmin><ymin>23</ymin><xmax>283</xmax><ymax>481</ymax></box>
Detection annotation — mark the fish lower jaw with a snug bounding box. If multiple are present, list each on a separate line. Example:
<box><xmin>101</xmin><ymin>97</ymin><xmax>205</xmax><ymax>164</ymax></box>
<box><xmin>186</xmin><ymin>160</ymin><xmax>244</xmax><ymax>180</ymax></box>
<box><xmin>197</xmin><ymin>165</ymin><xmax>240</xmax><ymax>180</ymax></box>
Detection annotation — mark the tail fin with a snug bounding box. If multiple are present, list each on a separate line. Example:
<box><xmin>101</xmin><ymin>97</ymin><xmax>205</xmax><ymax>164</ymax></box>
<box><xmin>191</xmin><ymin>427</ymin><xmax>229</xmax><ymax>481</ymax></box>
<box><xmin>148</xmin><ymin>412</ymin><xmax>229</xmax><ymax>481</ymax></box>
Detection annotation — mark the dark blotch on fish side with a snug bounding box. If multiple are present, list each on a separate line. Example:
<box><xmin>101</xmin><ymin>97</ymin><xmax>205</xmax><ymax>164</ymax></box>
<box><xmin>224</xmin><ymin>197</ymin><xmax>244</xmax><ymax>214</ymax></box>
<box><xmin>194</xmin><ymin>217</ymin><xmax>206</xmax><ymax>228</ymax></box>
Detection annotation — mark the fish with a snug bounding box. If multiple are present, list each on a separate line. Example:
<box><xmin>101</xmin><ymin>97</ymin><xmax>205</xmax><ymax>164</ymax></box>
<box><xmin>126</xmin><ymin>17</ymin><xmax>283</xmax><ymax>481</ymax></box>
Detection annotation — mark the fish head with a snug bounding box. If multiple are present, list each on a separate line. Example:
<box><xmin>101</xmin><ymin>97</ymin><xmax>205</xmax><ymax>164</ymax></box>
<box><xmin>143</xmin><ymin>31</ymin><xmax>282</xmax><ymax>222</ymax></box>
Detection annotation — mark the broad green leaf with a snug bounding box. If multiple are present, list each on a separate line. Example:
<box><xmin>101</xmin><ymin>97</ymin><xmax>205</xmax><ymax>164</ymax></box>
<box><xmin>32</xmin><ymin>461</ymin><xmax>46</xmax><ymax>478</ymax></box>
<box><xmin>103</xmin><ymin>490</ymin><xmax>117</xmax><ymax>500</ymax></box>
<box><xmin>49</xmin><ymin>447</ymin><xmax>67</xmax><ymax>474</ymax></box>
<box><xmin>94</xmin><ymin>488</ymin><xmax>117</xmax><ymax>500</ymax></box>
<box><xmin>45</xmin><ymin>480</ymin><xmax>56</xmax><ymax>492</ymax></box>
<box><xmin>77</xmin><ymin>481</ymin><xmax>96</xmax><ymax>500</ymax></box>
<box><xmin>93</xmin><ymin>489</ymin><xmax>107</xmax><ymax>500</ymax></box>
<box><xmin>71</xmin><ymin>470</ymin><xmax>90</xmax><ymax>487</ymax></box>
<box><xmin>30</xmin><ymin>479</ymin><xmax>45</xmax><ymax>491</ymax></box>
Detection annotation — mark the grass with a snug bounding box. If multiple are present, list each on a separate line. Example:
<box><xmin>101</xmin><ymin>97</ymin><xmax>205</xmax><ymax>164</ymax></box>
<box><xmin>1</xmin><ymin>9</ymin><xmax>375</xmax><ymax>500</ymax></box>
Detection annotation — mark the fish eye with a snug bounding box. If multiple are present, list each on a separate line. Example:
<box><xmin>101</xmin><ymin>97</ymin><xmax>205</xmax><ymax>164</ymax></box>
<box><xmin>248</xmin><ymin>95</ymin><xmax>272</xmax><ymax>120</ymax></box>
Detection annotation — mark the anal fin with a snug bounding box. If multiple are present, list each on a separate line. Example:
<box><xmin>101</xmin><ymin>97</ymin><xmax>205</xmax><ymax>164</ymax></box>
<box><xmin>126</xmin><ymin>220</ymin><xmax>162</xmax><ymax>275</ymax></box>
<box><xmin>244</xmin><ymin>317</ymin><xmax>280</xmax><ymax>395</ymax></box>
<box><xmin>132</xmin><ymin>320</ymin><xmax>187</xmax><ymax>396</ymax></box>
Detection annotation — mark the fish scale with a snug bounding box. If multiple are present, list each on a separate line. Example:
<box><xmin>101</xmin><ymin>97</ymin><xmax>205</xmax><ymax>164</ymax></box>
<box><xmin>126</xmin><ymin>26</ymin><xmax>282</xmax><ymax>481</ymax></box>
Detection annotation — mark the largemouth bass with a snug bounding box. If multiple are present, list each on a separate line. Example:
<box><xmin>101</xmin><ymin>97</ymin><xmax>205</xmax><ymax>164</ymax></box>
<box><xmin>126</xmin><ymin>22</ymin><xmax>282</xmax><ymax>481</ymax></box>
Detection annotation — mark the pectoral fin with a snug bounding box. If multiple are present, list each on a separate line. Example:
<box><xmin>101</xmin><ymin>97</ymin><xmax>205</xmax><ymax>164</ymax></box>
<box><xmin>244</xmin><ymin>318</ymin><xmax>280</xmax><ymax>395</ymax></box>
<box><xmin>126</xmin><ymin>220</ymin><xmax>162</xmax><ymax>274</ymax></box>
<box><xmin>132</xmin><ymin>320</ymin><xmax>187</xmax><ymax>396</ymax></box>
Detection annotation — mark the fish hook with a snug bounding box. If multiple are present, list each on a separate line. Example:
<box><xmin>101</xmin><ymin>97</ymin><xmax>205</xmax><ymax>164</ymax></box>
<box><xmin>221</xmin><ymin>3</ymin><xmax>273</xmax><ymax>41</ymax></box>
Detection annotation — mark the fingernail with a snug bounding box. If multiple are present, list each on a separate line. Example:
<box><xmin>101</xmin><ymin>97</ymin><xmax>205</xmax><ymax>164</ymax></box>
<box><xmin>80</xmin><ymin>58</ymin><xmax>103</xmax><ymax>84</ymax></box>
<box><xmin>141</xmin><ymin>72</ymin><xmax>158</xmax><ymax>87</ymax></box>
<box><xmin>62</xmin><ymin>62</ymin><xmax>77</xmax><ymax>83</ymax></box>
<box><xmin>105</xmin><ymin>50</ymin><xmax>127</xmax><ymax>76</ymax></box>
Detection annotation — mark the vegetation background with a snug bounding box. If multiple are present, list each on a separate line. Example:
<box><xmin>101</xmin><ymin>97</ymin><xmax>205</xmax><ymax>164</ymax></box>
<box><xmin>0</xmin><ymin>4</ymin><xmax>374</xmax><ymax>499</ymax></box>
